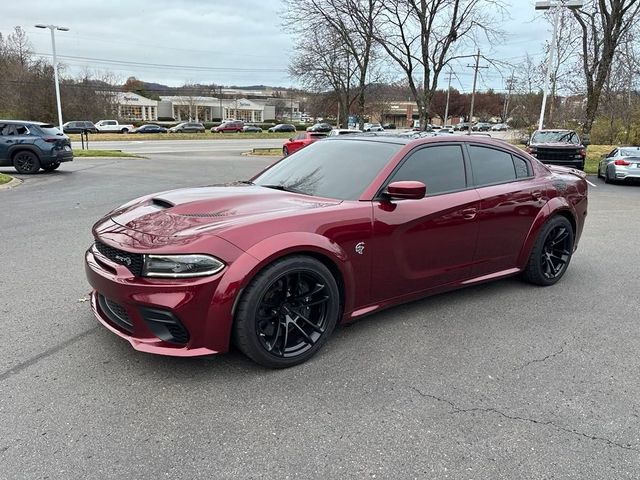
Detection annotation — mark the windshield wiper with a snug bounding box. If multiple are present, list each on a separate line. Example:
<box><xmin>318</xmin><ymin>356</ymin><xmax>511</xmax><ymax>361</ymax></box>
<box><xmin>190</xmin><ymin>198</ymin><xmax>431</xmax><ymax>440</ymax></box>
<box><xmin>237</xmin><ymin>180</ymin><xmax>254</xmax><ymax>185</ymax></box>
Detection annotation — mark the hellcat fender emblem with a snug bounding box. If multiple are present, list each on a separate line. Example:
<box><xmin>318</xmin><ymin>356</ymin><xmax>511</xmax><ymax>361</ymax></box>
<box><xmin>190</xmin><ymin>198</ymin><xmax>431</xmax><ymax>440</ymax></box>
<box><xmin>355</xmin><ymin>242</ymin><xmax>365</xmax><ymax>255</ymax></box>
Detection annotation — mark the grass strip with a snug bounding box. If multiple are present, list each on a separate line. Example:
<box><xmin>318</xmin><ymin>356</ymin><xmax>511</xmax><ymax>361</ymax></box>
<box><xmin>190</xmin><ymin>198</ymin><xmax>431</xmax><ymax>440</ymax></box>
<box><xmin>74</xmin><ymin>150</ymin><xmax>140</xmax><ymax>158</ymax></box>
<box><xmin>0</xmin><ymin>172</ymin><xmax>12</xmax><ymax>185</ymax></box>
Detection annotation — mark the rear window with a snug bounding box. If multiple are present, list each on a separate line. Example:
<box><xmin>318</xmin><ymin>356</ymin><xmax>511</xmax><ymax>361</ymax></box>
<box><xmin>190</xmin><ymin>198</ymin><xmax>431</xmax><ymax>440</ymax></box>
<box><xmin>619</xmin><ymin>148</ymin><xmax>640</xmax><ymax>157</ymax></box>
<box><xmin>38</xmin><ymin>125</ymin><xmax>64</xmax><ymax>136</ymax></box>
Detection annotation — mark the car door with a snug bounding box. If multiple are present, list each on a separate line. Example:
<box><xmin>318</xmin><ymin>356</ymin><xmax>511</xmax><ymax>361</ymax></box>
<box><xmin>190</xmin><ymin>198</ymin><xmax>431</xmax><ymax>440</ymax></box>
<box><xmin>371</xmin><ymin>144</ymin><xmax>481</xmax><ymax>300</ymax></box>
<box><xmin>0</xmin><ymin>123</ymin><xmax>11</xmax><ymax>164</ymax></box>
<box><xmin>466</xmin><ymin>144</ymin><xmax>547</xmax><ymax>277</ymax></box>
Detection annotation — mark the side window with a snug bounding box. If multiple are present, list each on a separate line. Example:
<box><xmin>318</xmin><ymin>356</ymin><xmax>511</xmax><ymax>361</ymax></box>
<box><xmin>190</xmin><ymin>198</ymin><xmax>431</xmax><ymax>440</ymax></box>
<box><xmin>512</xmin><ymin>155</ymin><xmax>531</xmax><ymax>178</ymax></box>
<box><xmin>469</xmin><ymin>145</ymin><xmax>517</xmax><ymax>186</ymax></box>
<box><xmin>389</xmin><ymin>145</ymin><xmax>467</xmax><ymax>196</ymax></box>
<box><xmin>0</xmin><ymin>124</ymin><xmax>8</xmax><ymax>136</ymax></box>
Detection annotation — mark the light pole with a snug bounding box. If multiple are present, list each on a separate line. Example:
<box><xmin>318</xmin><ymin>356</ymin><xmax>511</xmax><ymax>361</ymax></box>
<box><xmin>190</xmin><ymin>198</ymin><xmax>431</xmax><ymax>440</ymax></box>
<box><xmin>535</xmin><ymin>0</ymin><xmax>582</xmax><ymax>130</ymax></box>
<box><xmin>35</xmin><ymin>24</ymin><xmax>69</xmax><ymax>130</ymax></box>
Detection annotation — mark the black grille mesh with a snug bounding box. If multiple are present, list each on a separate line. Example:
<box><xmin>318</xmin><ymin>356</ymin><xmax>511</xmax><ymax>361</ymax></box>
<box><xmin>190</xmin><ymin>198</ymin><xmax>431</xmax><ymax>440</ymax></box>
<box><xmin>536</xmin><ymin>148</ymin><xmax>581</xmax><ymax>163</ymax></box>
<box><xmin>95</xmin><ymin>241</ymin><xmax>143</xmax><ymax>276</ymax></box>
<box><xmin>98</xmin><ymin>294</ymin><xmax>134</xmax><ymax>333</ymax></box>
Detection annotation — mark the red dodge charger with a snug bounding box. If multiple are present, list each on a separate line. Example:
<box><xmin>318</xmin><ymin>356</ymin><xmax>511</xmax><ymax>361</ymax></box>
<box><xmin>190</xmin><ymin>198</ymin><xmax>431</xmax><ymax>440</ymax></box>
<box><xmin>85</xmin><ymin>135</ymin><xmax>588</xmax><ymax>368</ymax></box>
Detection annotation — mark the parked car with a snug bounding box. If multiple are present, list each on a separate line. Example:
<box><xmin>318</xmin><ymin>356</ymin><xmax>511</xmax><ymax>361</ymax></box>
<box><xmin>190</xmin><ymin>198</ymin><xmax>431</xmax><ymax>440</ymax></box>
<box><xmin>453</xmin><ymin>122</ymin><xmax>471</xmax><ymax>131</ymax></box>
<box><xmin>598</xmin><ymin>146</ymin><xmax>640</xmax><ymax>184</ymax></box>
<box><xmin>268</xmin><ymin>124</ymin><xmax>296</xmax><ymax>133</ymax></box>
<box><xmin>327</xmin><ymin>129</ymin><xmax>362</xmax><ymax>136</ymax></box>
<box><xmin>472</xmin><ymin>122</ymin><xmax>492</xmax><ymax>131</ymax></box>
<box><xmin>363</xmin><ymin>122</ymin><xmax>384</xmax><ymax>132</ymax></box>
<box><xmin>132</xmin><ymin>124</ymin><xmax>167</xmax><ymax>134</ymax></box>
<box><xmin>306</xmin><ymin>123</ymin><xmax>333</xmax><ymax>133</ymax></box>
<box><xmin>212</xmin><ymin>120</ymin><xmax>244</xmax><ymax>133</ymax></box>
<box><xmin>242</xmin><ymin>125</ymin><xmax>263</xmax><ymax>133</ymax></box>
<box><xmin>85</xmin><ymin>134</ymin><xmax>588</xmax><ymax>368</ymax></box>
<box><xmin>62</xmin><ymin>120</ymin><xmax>98</xmax><ymax>134</ymax></box>
<box><xmin>491</xmin><ymin>123</ymin><xmax>508</xmax><ymax>131</ymax></box>
<box><xmin>282</xmin><ymin>132</ymin><xmax>328</xmax><ymax>156</ymax></box>
<box><xmin>168</xmin><ymin>122</ymin><xmax>205</xmax><ymax>133</ymax></box>
<box><xmin>382</xmin><ymin>123</ymin><xmax>396</xmax><ymax>130</ymax></box>
<box><xmin>0</xmin><ymin>120</ymin><xmax>73</xmax><ymax>173</ymax></box>
<box><xmin>526</xmin><ymin>129</ymin><xmax>587</xmax><ymax>170</ymax></box>
<box><xmin>95</xmin><ymin>120</ymin><xmax>135</xmax><ymax>133</ymax></box>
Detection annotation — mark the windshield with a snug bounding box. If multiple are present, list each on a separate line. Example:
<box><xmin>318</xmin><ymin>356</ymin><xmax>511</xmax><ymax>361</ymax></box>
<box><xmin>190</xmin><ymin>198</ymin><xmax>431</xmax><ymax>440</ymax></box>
<box><xmin>532</xmin><ymin>131</ymin><xmax>579</xmax><ymax>144</ymax></box>
<box><xmin>254</xmin><ymin>139</ymin><xmax>402</xmax><ymax>200</ymax></box>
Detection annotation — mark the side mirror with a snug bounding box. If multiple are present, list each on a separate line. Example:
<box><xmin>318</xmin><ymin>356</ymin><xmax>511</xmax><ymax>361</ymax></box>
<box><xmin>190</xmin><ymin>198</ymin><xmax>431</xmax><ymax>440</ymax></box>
<box><xmin>385</xmin><ymin>181</ymin><xmax>426</xmax><ymax>200</ymax></box>
<box><xmin>288</xmin><ymin>138</ymin><xmax>293</xmax><ymax>142</ymax></box>
<box><xmin>582</xmin><ymin>135</ymin><xmax>590</xmax><ymax>147</ymax></box>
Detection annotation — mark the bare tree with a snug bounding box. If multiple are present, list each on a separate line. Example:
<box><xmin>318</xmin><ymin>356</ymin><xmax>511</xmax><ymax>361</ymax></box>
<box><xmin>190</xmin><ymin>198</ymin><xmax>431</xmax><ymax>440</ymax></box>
<box><xmin>572</xmin><ymin>0</ymin><xmax>640</xmax><ymax>135</ymax></box>
<box><xmin>285</xmin><ymin>0</ymin><xmax>382</xmax><ymax>121</ymax></box>
<box><xmin>374</xmin><ymin>0</ymin><xmax>505</xmax><ymax>129</ymax></box>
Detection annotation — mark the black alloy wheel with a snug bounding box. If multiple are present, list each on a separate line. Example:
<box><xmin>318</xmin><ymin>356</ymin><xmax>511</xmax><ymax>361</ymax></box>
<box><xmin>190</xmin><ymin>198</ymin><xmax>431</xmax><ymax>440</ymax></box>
<box><xmin>604</xmin><ymin>168</ymin><xmax>613</xmax><ymax>184</ymax></box>
<box><xmin>283</xmin><ymin>146</ymin><xmax>289</xmax><ymax>156</ymax></box>
<box><xmin>234</xmin><ymin>256</ymin><xmax>340</xmax><ymax>368</ymax></box>
<box><xmin>13</xmin><ymin>151</ymin><xmax>41</xmax><ymax>174</ymax></box>
<box><xmin>42</xmin><ymin>162</ymin><xmax>61</xmax><ymax>172</ymax></box>
<box><xmin>523</xmin><ymin>216</ymin><xmax>574</xmax><ymax>286</ymax></box>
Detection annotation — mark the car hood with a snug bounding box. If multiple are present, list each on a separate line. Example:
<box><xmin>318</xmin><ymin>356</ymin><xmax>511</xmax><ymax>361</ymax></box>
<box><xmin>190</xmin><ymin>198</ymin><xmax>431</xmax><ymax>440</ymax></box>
<box><xmin>108</xmin><ymin>184</ymin><xmax>341</xmax><ymax>238</ymax></box>
<box><xmin>530</xmin><ymin>142</ymin><xmax>581</xmax><ymax>148</ymax></box>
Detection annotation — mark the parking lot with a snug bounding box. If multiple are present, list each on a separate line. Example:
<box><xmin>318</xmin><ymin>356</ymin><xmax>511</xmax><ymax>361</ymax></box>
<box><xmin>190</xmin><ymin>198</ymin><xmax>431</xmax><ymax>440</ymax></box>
<box><xmin>1</xmin><ymin>143</ymin><xmax>639</xmax><ymax>479</ymax></box>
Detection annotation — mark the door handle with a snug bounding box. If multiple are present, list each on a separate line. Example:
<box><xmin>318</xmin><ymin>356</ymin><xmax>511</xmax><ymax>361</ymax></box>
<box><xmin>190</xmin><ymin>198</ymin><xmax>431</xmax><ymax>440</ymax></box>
<box><xmin>532</xmin><ymin>190</ymin><xmax>543</xmax><ymax>200</ymax></box>
<box><xmin>461</xmin><ymin>208</ymin><xmax>477</xmax><ymax>220</ymax></box>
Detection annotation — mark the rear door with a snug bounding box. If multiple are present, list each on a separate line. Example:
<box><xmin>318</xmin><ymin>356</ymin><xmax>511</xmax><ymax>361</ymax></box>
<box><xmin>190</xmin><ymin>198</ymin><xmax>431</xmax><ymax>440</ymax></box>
<box><xmin>371</xmin><ymin>144</ymin><xmax>480</xmax><ymax>300</ymax></box>
<box><xmin>466</xmin><ymin>144</ymin><xmax>546</xmax><ymax>277</ymax></box>
<box><xmin>0</xmin><ymin>123</ymin><xmax>10</xmax><ymax>164</ymax></box>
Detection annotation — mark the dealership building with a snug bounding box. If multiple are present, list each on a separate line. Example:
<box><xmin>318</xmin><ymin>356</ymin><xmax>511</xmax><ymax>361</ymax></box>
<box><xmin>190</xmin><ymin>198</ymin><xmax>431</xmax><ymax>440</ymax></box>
<box><xmin>111</xmin><ymin>92</ymin><xmax>277</xmax><ymax>123</ymax></box>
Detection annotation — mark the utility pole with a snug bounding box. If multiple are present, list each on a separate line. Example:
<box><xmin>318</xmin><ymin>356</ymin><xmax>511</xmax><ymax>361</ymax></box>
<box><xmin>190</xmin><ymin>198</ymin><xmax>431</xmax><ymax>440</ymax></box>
<box><xmin>443</xmin><ymin>68</ymin><xmax>454</xmax><ymax>127</ymax></box>
<box><xmin>503</xmin><ymin>73</ymin><xmax>515</xmax><ymax>122</ymax></box>
<box><xmin>467</xmin><ymin>50</ymin><xmax>488</xmax><ymax>135</ymax></box>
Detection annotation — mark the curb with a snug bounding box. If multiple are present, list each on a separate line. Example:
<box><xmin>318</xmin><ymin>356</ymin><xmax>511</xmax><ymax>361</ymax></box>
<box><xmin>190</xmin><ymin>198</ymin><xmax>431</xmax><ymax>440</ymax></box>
<box><xmin>0</xmin><ymin>176</ymin><xmax>22</xmax><ymax>190</ymax></box>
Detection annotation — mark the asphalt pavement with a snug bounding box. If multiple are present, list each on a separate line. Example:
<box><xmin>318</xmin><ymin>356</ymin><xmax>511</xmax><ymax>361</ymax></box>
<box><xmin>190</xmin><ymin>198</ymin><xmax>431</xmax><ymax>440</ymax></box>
<box><xmin>1</xmin><ymin>145</ymin><xmax>639</xmax><ymax>479</ymax></box>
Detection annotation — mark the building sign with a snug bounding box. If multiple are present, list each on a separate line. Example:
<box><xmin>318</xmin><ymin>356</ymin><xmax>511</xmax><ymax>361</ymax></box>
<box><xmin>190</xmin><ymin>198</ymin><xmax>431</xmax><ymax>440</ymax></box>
<box><xmin>123</xmin><ymin>96</ymin><xmax>139</xmax><ymax>102</ymax></box>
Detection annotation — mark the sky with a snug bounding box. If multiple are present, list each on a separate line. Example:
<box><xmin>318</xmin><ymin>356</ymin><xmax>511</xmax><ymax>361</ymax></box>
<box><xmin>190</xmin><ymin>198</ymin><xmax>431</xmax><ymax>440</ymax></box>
<box><xmin>1</xmin><ymin>0</ymin><xmax>552</xmax><ymax>93</ymax></box>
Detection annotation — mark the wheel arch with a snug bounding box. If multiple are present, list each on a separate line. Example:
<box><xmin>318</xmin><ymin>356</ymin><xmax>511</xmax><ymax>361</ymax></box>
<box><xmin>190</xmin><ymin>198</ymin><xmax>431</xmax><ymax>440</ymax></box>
<box><xmin>9</xmin><ymin>145</ymin><xmax>42</xmax><ymax>161</ymax></box>
<box><xmin>517</xmin><ymin>199</ymin><xmax>577</xmax><ymax>268</ymax></box>
<box><xmin>207</xmin><ymin>233</ymin><xmax>355</xmax><ymax>353</ymax></box>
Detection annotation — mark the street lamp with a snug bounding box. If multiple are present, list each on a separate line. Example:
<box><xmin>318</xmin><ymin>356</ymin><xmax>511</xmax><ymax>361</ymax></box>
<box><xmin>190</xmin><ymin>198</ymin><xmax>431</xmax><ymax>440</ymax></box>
<box><xmin>35</xmin><ymin>24</ymin><xmax>69</xmax><ymax>130</ymax></box>
<box><xmin>535</xmin><ymin>0</ymin><xmax>582</xmax><ymax>130</ymax></box>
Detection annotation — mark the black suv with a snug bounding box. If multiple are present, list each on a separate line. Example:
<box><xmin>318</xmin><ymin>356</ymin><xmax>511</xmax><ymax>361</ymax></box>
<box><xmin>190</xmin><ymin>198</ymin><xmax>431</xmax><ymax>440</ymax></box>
<box><xmin>526</xmin><ymin>129</ymin><xmax>587</xmax><ymax>170</ymax></box>
<box><xmin>62</xmin><ymin>120</ymin><xmax>98</xmax><ymax>134</ymax></box>
<box><xmin>0</xmin><ymin>120</ymin><xmax>73</xmax><ymax>173</ymax></box>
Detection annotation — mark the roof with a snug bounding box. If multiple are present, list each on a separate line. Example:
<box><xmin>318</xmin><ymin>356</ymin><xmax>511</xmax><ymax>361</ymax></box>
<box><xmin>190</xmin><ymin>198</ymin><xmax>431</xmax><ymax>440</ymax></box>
<box><xmin>0</xmin><ymin>119</ymin><xmax>52</xmax><ymax>126</ymax></box>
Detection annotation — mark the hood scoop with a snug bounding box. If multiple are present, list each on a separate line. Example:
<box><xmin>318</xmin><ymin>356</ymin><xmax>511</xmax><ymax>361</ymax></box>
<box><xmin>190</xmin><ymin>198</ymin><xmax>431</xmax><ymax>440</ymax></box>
<box><xmin>152</xmin><ymin>197</ymin><xmax>175</xmax><ymax>209</ymax></box>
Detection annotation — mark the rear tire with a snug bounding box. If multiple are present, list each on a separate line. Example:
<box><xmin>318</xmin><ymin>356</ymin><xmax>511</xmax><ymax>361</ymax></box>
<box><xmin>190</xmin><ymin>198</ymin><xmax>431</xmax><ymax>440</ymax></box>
<box><xmin>283</xmin><ymin>146</ymin><xmax>289</xmax><ymax>156</ymax></box>
<box><xmin>604</xmin><ymin>168</ymin><xmax>612</xmax><ymax>184</ymax></box>
<box><xmin>522</xmin><ymin>216</ymin><xmax>574</xmax><ymax>286</ymax></box>
<box><xmin>13</xmin><ymin>151</ymin><xmax>41</xmax><ymax>174</ymax></box>
<box><xmin>42</xmin><ymin>162</ymin><xmax>61</xmax><ymax>172</ymax></box>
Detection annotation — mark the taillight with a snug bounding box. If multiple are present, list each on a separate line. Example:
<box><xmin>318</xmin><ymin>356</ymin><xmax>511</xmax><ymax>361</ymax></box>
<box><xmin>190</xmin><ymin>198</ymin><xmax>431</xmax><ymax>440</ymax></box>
<box><xmin>579</xmin><ymin>148</ymin><xmax>587</xmax><ymax>157</ymax></box>
<box><xmin>614</xmin><ymin>159</ymin><xmax>630</xmax><ymax>166</ymax></box>
<box><xmin>526</xmin><ymin>146</ymin><xmax>535</xmax><ymax>154</ymax></box>
<box><xmin>43</xmin><ymin>137</ymin><xmax>57</xmax><ymax>143</ymax></box>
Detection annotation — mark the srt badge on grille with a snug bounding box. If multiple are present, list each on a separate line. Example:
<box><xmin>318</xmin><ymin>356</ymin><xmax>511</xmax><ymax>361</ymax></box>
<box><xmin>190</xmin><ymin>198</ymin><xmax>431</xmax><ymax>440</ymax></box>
<box><xmin>355</xmin><ymin>242</ymin><xmax>365</xmax><ymax>255</ymax></box>
<box><xmin>114</xmin><ymin>254</ymin><xmax>132</xmax><ymax>266</ymax></box>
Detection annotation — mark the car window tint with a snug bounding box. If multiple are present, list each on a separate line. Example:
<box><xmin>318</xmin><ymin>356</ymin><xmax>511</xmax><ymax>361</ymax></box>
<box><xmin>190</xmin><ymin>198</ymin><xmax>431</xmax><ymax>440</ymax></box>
<box><xmin>389</xmin><ymin>145</ymin><xmax>467</xmax><ymax>196</ymax></box>
<box><xmin>513</xmin><ymin>155</ymin><xmax>530</xmax><ymax>178</ymax></box>
<box><xmin>0</xmin><ymin>124</ymin><xmax>11</xmax><ymax>135</ymax></box>
<box><xmin>255</xmin><ymin>140</ymin><xmax>402</xmax><ymax>200</ymax></box>
<box><xmin>469</xmin><ymin>145</ymin><xmax>517</xmax><ymax>186</ymax></box>
<box><xmin>15</xmin><ymin>125</ymin><xmax>29</xmax><ymax>135</ymax></box>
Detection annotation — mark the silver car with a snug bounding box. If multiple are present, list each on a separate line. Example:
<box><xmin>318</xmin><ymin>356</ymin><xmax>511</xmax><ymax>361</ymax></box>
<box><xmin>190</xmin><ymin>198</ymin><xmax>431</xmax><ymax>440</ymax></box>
<box><xmin>598</xmin><ymin>146</ymin><xmax>640</xmax><ymax>183</ymax></box>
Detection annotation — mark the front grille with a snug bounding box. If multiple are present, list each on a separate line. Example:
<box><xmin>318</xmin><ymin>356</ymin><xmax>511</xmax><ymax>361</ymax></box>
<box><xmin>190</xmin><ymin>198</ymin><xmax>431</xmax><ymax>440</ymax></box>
<box><xmin>536</xmin><ymin>148</ymin><xmax>581</xmax><ymax>163</ymax></box>
<box><xmin>95</xmin><ymin>241</ymin><xmax>143</xmax><ymax>276</ymax></box>
<box><xmin>98</xmin><ymin>294</ymin><xmax>134</xmax><ymax>333</ymax></box>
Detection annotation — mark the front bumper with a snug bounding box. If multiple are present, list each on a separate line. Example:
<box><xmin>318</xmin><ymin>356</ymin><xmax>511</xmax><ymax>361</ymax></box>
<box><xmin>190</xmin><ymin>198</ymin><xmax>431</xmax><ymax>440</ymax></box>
<box><xmin>85</xmin><ymin>245</ymin><xmax>228</xmax><ymax>356</ymax></box>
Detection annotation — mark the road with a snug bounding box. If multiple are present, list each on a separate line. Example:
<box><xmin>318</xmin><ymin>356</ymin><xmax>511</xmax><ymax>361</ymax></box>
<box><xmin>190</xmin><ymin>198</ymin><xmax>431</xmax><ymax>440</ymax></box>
<box><xmin>1</xmin><ymin>147</ymin><xmax>639</xmax><ymax>479</ymax></box>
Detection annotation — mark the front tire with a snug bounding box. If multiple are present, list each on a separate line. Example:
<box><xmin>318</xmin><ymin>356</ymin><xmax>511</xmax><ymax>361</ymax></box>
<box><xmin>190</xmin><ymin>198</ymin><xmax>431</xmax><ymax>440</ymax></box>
<box><xmin>283</xmin><ymin>146</ymin><xmax>289</xmax><ymax>156</ymax></box>
<box><xmin>233</xmin><ymin>256</ymin><xmax>340</xmax><ymax>368</ymax></box>
<box><xmin>13</xmin><ymin>151</ymin><xmax>41</xmax><ymax>174</ymax></box>
<box><xmin>522</xmin><ymin>216</ymin><xmax>574</xmax><ymax>286</ymax></box>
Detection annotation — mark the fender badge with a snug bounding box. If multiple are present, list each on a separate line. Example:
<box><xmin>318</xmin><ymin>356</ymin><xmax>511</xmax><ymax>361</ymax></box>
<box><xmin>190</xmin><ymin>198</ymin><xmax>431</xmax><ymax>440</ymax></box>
<box><xmin>355</xmin><ymin>242</ymin><xmax>365</xmax><ymax>255</ymax></box>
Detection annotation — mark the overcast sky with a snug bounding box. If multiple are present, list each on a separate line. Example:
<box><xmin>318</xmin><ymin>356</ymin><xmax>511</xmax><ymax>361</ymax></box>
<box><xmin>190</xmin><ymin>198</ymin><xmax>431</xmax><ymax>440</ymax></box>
<box><xmin>2</xmin><ymin>0</ymin><xmax>550</xmax><ymax>93</ymax></box>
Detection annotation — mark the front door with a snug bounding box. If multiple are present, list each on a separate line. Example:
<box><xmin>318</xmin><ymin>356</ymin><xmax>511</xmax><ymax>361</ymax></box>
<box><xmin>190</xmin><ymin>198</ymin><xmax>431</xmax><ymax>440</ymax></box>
<box><xmin>371</xmin><ymin>144</ymin><xmax>480</xmax><ymax>301</ymax></box>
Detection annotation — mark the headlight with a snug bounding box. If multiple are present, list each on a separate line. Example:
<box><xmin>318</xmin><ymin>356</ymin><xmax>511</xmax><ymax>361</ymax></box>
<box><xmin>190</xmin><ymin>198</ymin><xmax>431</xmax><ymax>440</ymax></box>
<box><xmin>142</xmin><ymin>254</ymin><xmax>225</xmax><ymax>278</ymax></box>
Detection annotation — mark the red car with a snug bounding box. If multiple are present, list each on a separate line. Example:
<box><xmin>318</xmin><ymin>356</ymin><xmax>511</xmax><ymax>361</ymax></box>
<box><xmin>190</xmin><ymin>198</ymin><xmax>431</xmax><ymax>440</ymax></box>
<box><xmin>211</xmin><ymin>120</ymin><xmax>244</xmax><ymax>133</ymax></box>
<box><xmin>85</xmin><ymin>135</ymin><xmax>588</xmax><ymax>368</ymax></box>
<box><xmin>283</xmin><ymin>132</ymin><xmax>327</xmax><ymax>156</ymax></box>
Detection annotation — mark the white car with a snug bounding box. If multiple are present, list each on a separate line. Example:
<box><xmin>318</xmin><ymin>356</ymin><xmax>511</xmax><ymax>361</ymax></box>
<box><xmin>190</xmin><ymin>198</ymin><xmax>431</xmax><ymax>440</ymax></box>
<box><xmin>491</xmin><ymin>123</ymin><xmax>508</xmax><ymax>131</ymax></box>
<box><xmin>363</xmin><ymin>122</ymin><xmax>384</xmax><ymax>132</ymax></box>
<box><xmin>327</xmin><ymin>128</ymin><xmax>362</xmax><ymax>136</ymax></box>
